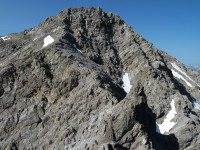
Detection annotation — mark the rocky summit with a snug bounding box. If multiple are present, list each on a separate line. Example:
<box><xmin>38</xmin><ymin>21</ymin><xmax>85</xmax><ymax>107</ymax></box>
<box><xmin>0</xmin><ymin>7</ymin><xmax>200</xmax><ymax>150</ymax></box>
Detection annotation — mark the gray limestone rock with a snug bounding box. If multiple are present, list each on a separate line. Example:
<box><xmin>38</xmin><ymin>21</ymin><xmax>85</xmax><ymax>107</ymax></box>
<box><xmin>0</xmin><ymin>7</ymin><xmax>200</xmax><ymax>150</ymax></box>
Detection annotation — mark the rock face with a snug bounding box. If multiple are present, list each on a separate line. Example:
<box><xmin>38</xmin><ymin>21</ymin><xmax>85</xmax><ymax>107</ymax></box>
<box><xmin>0</xmin><ymin>7</ymin><xmax>200</xmax><ymax>150</ymax></box>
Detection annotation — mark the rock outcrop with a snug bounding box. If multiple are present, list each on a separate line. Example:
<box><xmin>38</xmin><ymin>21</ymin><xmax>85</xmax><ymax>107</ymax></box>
<box><xmin>0</xmin><ymin>7</ymin><xmax>200</xmax><ymax>150</ymax></box>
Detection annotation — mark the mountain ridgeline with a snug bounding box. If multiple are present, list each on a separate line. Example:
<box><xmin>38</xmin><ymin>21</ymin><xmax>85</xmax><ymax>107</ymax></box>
<box><xmin>0</xmin><ymin>7</ymin><xmax>200</xmax><ymax>150</ymax></box>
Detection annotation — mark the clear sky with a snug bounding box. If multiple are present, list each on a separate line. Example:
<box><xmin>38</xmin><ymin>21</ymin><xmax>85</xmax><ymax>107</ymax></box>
<box><xmin>0</xmin><ymin>0</ymin><xmax>200</xmax><ymax>66</ymax></box>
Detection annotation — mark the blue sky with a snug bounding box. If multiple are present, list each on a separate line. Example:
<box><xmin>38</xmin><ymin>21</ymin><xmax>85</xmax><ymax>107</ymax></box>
<box><xmin>0</xmin><ymin>0</ymin><xmax>200</xmax><ymax>66</ymax></box>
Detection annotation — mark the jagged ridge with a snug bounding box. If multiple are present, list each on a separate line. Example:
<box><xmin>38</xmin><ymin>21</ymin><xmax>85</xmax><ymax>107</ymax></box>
<box><xmin>0</xmin><ymin>7</ymin><xmax>200</xmax><ymax>150</ymax></box>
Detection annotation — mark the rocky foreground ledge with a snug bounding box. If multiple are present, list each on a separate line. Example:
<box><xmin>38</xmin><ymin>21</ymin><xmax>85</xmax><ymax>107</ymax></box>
<box><xmin>0</xmin><ymin>7</ymin><xmax>200</xmax><ymax>150</ymax></box>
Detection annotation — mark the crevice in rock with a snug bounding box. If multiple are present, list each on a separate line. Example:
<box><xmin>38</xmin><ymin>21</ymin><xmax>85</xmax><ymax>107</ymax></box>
<box><xmin>10</xmin><ymin>142</ymin><xmax>18</xmax><ymax>150</ymax></box>
<box><xmin>114</xmin><ymin>144</ymin><xmax>129</xmax><ymax>150</ymax></box>
<box><xmin>0</xmin><ymin>86</ymin><xmax>4</xmax><ymax>97</ymax></box>
<box><xmin>107</xmin><ymin>144</ymin><xmax>114</xmax><ymax>150</ymax></box>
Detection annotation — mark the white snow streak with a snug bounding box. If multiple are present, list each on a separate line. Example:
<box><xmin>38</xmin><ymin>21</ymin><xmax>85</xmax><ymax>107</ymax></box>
<box><xmin>1</xmin><ymin>36</ymin><xmax>10</xmax><ymax>41</ymax></box>
<box><xmin>43</xmin><ymin>35</ymin><xmax>54</xmax><ymax>47</ymax></box>
<box><xmin>171</xmin><ymin>62</ymin><xmax>194</xmax><ymax>82</ymax></box>
<box><xmin>33</xmin><ymin>37</ymin><xmax>38</xmax><ymax>41</ymax></box>
<box><xmin>171</xmin><ymin>69</ymin><xmax>192</xmax><ymax>87</ymax></box>
<box><xmin>193</xmin><ymin>101</ymin><xmax>200</xmax><ymax>110</ymax></box>
<box><xmin>122</xmin><ymin>73</ymin><xmax>132</xmax><ymax>93</ymax></box>
<box><xmin>156</xmin><ymin>99</ymin><xmax>177</xmax><ymax>134</ymax></box>
<box><xmin>73</xmin><ymin>44</ymin><xmax>82</xmax><ymax>53</ymax></box>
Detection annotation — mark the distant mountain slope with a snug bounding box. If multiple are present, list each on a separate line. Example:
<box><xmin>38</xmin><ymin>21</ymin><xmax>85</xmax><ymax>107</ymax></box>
<box><xmin>0</xmin><ymin>7</ymin><xmax>200</xmax><ymax>150</ymax></box>
<box><xmin>191</xmin><ymin>65</ymin><xmax>200</xmax><ymax>73</ymax></box>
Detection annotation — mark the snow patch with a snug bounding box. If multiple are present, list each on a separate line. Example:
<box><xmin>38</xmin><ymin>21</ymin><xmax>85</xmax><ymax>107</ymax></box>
<box><xmin>193</xmin><ymin>101</ymin><xmax>200</xmax><ymax>110</ymax></box>
<box><xmin>1</xmin><ymin>36</ymin><xmax>11</xmax><ymax>41</ymax></box>
<box><xmin>156</xmin><ymin>99</ymin><xmax>177</xmax><ymax>134</ymax></box>
<box><xmin>171</xmin><ymin>69</ymin><xmax>192</xmax><ymax>87</ymax></box>
<box><xmin>43</xmin><ymin>35</ymin><xmax>54</xmax><ymax>47</ymax></box>
<box><xmin>73</xmin><ymin>44</ymin><xmax>82</xmax><ymax>53</ymax></box>
<box><xmin>122</xmin><ymin>73</ymin><xmax>132</xmax><ymax>93</ymax></box>
<box><xmin>33</xmin><ymin>37</ymin><xmax>38</xmax><ymax>41</ymax></box>
<box><xmin>171</xmin><ymin>62</ymin><xmax>194</xmax><ymax>82</ymax></box>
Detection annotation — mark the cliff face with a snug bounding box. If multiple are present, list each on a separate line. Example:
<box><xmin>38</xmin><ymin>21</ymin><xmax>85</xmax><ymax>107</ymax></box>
<box><xmin>0</xmin><ymin>7</ymin><xmax>200</xmax><ymax>150</ymax></box>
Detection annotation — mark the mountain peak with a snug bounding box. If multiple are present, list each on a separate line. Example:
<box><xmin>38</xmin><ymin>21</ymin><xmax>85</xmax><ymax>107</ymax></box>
<box><xmin>0</xmin><ymin>7</ymin><xmax>200</xmax><ymax>150</ymax></box>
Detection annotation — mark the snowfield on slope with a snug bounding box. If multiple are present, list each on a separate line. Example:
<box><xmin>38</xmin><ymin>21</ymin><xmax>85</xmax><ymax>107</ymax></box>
<box><xmin>43</xmin><ymin>35</ymin><xmax>54</xmax><ymax>47</ymax></box>
<box><xmin>171</xmin><ymin>69</ymin><xmax>192</xmax><ymax>87</ymax></box>
<box><xmin>122</xmin><ymin>73</ymin><xmax>132</xmax><ymax>93</ymax></box>
<box><xmin>156</xmin><ymin>99</ymin><xmax>177</xmax><ymax>134</ymax></box>
<box><xmin>171</xmin><ymin>62</ymin><xmax>194</xmax><ymax>82</ymax></box>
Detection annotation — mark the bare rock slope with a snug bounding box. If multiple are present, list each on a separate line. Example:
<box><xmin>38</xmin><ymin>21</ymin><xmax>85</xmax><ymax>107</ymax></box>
<box><xmin>0</xmin><ymin>7</ymin><xmax>200</xmax><ymax>150</ymax></box>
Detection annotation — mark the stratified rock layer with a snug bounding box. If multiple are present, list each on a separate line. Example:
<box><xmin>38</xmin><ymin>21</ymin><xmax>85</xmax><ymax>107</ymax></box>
<box><xmin>0</xmin><ymin>7</ymin><xmax>200</xmax><ymax>150</ymax></box>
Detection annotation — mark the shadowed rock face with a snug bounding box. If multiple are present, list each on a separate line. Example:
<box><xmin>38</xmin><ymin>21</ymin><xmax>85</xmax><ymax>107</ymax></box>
<box><xmin>0</xmin><ymin>7</ymin><xmax>200</xmax><ymax>150</ymax></box>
